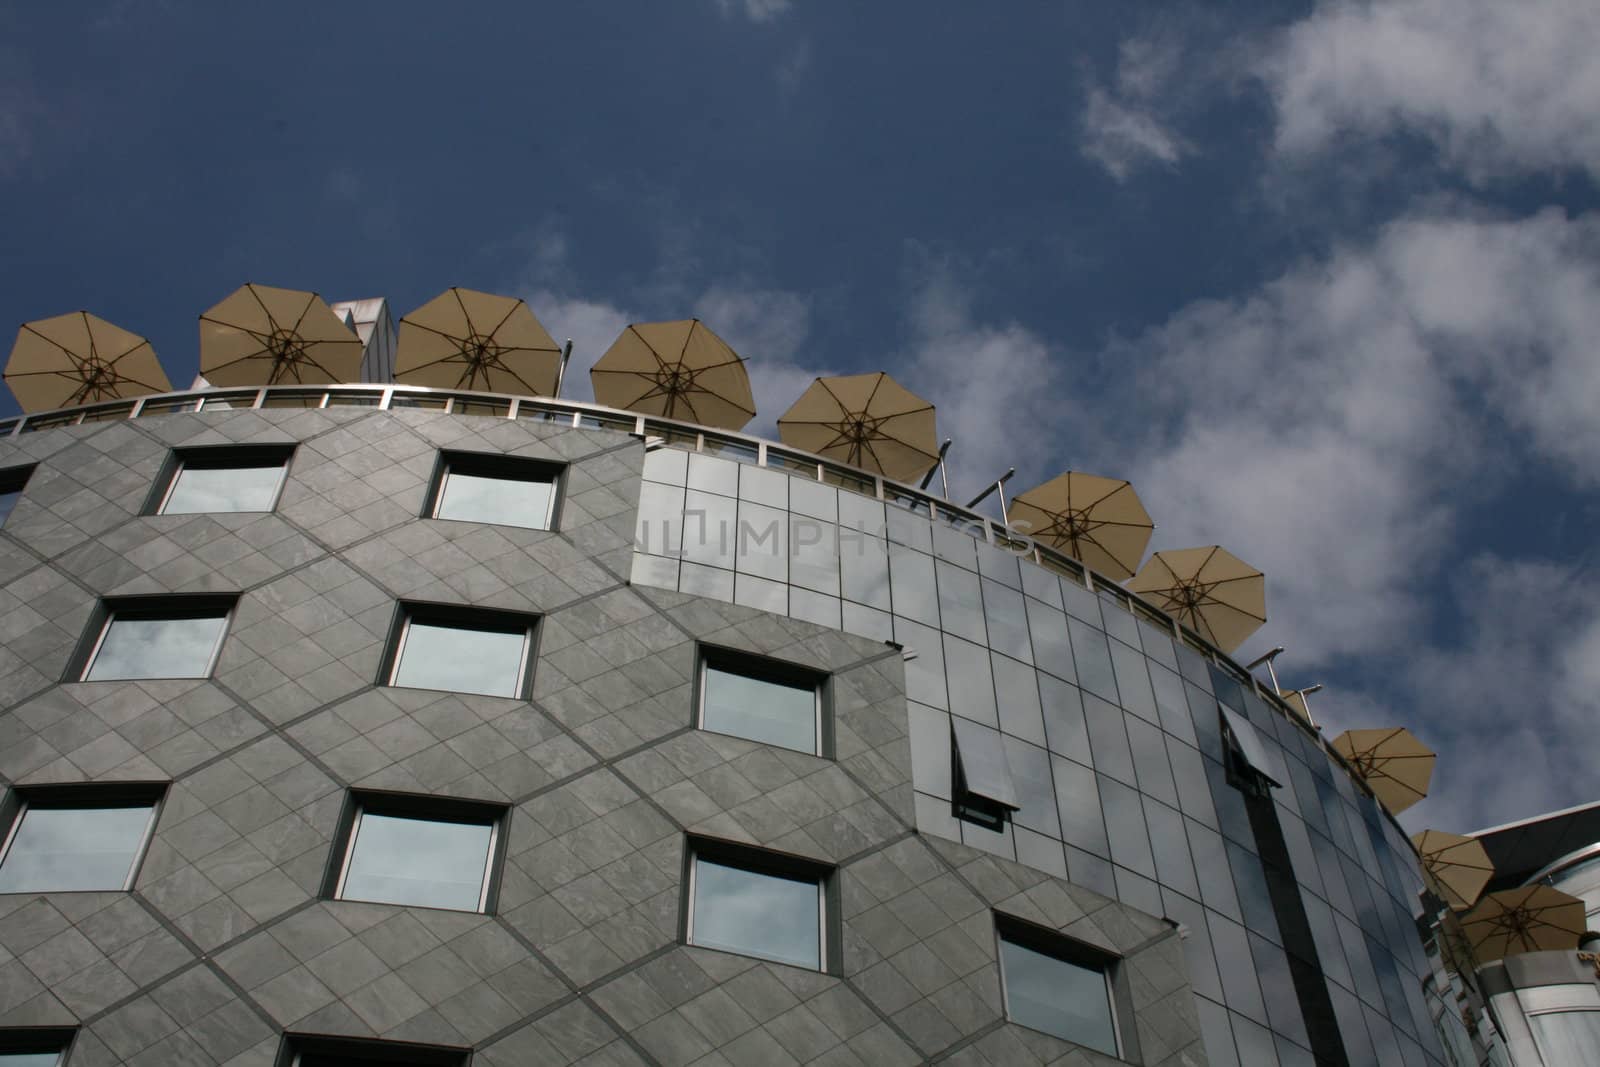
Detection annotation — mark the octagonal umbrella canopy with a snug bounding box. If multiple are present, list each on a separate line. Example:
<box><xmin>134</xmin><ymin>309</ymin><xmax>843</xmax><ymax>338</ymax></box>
<box><xmin>199</xmin><ymin>284</ymin><xmax>364</xmax><ymax>387</ymax></box>
<box><xmin>777</xmin><ymin>372</ymin><xmax>939</xmax><ymax>483</ymax></box>
<box><xmin>1009</xmin><ymin>471</ymin><xmax>1154</xmax><ymax>580</ymax></box>
<box><xmin>5</xmin><ymin>311</ymin><xmax>171</xmax><ymax>412</ymax></box>
<box><xmin>397</xmin><ymin>288</ymin><xmax>562</xmax><ymax>396</ymax></box>
<box><xmin>1461</xmin><ymin>885</ymin><xmax>1586</xmax><ymax>963</ymax></box>
<box><xmin>1412</xmin><ymin>830</ymin><xmax>1496</xmax><ymax>912</ymax></box>
<box><xmin>1330</xmin><ymin>727</ymin><xmax>1435</xmax><ymax>815</ymax></box>
<box><xmin>1125</xmin><ymin>545</ymin><xmax>1266</xmax><ymax>653</ymax></box>
<box><xmin>590</xmin><ymin>319</ymin><xmax>755</xmax><ymax>430</ymax></box>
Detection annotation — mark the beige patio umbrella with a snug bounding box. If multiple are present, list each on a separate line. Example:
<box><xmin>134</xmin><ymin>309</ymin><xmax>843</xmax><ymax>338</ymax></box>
<box><xmin>777</xmin><ymin>372</ymin><xmax>939</xmax><ymax>483</ymax></box>
<box><xmin>396</xmin><ymin>288</ymin><xmax>562</xmax><ymax>395</ymax></box>
<box><xmin>1126</xmin><ymin>545</ymin><xmax>1266</xmax><ymax>652</ymax></box>
<box><xmin>1009</xmin><ymin>472</ymin><xmax>1153</xmax><ymax>580</ymax></box>
<box><xmin>199</xmin><ymin>284</ymin><xmax>363</xmax><ymax>387</ymax></box>
<box><xmin>590</xmin><ymin>319</ymin><xmax>755</xmax><ymax>430</ymax></box>
<box><xmin>1412</xmin><ymin>830</ymin><xmax>1496</xmax><ymax>912</ymax></box>
<box><xmin>1330</xmin><ymin>727</ymin><xmax>1435</xmax><ymax>815</ymax></box>
<box><xmin>1461</xmin><ymin>885</ymin><xmax>1586</xmax><ymax>962</ymax></box>
<box><xmin>5</xmin><ymin>311</ymin><xmax>171</xmax><ymax>412</ymax></box>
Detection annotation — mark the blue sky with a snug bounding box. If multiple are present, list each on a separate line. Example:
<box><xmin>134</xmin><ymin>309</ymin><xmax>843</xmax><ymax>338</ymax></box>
<box><xmin>4</xmin><ymin>0</ymin><xmax>1599</xmax><ymax>833</ymax></box>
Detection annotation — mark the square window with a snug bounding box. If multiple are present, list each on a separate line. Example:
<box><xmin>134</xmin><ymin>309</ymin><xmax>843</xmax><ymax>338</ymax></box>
<box><xmin>279</xmin><ymin>1034</ymin><xmax>469</xmax><ymax>1067</ymax></box>
<box><xmin>329</xmin><ymin>793</ymin><xmax>507</xmax><ymax>913</ymax></box>
<box><xmin>0</xmin><ymin>465</ymin><xmax>34</xmax><ymax>527</ymax></box>
<box><xmin>427</xmin><ymin>451</ymin><xmax>561</xmax><ymax>530</ymax></box>
<box><xmin>152</xmin><ymin>446</ymin><xmax>293</xmax><ymax>515</ymax></box>
<box><xmin>698</xmin><ymin>647</ymin><xmax>827</xmax><ymax>756</ymax></box>
<box><xmin>78</xmin><ymin>597</ymin><xmax>234</xmax><ymax>681</ymax></box>
<box><xmin>997</xmin><ymin>916</ymin><xmax>1122</xmax><ymax>1057</ymax></box>
<box><xmin>384</xmin><ymin>604</ymin><xmax>537</xmax><ymax>699</ymax></box>
<box><xmin>685</xmin><ymin>838</ymin><xmax>833</xmax><ymax>971</ymax></box>
<box><xmin>0</xmin><ymin>786</ymin><xmax>163</xmax><ymax>893</ymax></box>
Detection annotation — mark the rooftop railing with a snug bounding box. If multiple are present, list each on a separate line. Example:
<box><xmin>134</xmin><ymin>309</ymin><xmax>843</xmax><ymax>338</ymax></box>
<box><xmin>0</xmin><ymin>382</ymin><xmax>1382</xmax><ymax>807</ymax></box>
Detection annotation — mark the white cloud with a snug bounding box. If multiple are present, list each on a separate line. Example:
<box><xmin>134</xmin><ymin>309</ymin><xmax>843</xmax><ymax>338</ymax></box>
<box><xmin>893</xmin><ymin>271</ymin><xmax>1064</xmax><ymax>500</ymax></box>
<box><xmin>714</xmin><ymin>0</ymin><xmax>790</xmax><ymax>24</ymax></box>
<box><xmin>692</xmin><ymin>284</ymin><xmax>825</xmax><ymax>434</ymax></box>
<box><xmin>1079</xmin><ymin>34</ymin><xmax>1193</xmax><ymax>180</ymax></box>
<box><xmin>1265</xmin><ymin>0</ymin><xmax>1600</xmax><ymax>183</ymax></box>
<box><xmin>1118</xmin><ymin>208</ymin><xmax>1600</xmax><ymax>674</ymax></box>
<box><xmin>1396</xmin><ymin>556</ymin><xmax>1600</xmax><ymax>831</ymax></box>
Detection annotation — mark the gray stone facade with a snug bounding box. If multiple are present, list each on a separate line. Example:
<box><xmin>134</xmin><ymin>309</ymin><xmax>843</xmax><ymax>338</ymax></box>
<box><xmin>0</xmin><ymin>407</ymin><xmax>1204</xmax><ymax>1065</ymax></box>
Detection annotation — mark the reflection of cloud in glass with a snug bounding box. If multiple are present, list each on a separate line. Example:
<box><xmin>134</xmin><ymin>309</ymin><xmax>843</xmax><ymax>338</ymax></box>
<box><xmin>0</xmin><ymin>805</ymin><xmax>154</xmax><ymax>892</ymax></box>
<box><xmin>0</xmin><ymin>1051</ymin><xmax>63</xmax><ymax>1067</ymax></box>
<box><xmin>438</xmin><ymin>471</ymin><xmax>553</xmax><ymax>529</ymax></box>
<box><xmin>87</xmin><ymin>614</ymin><xmax>226</xmax><ymax>679</ymax></box>
<box><xmin>342</xmin><ymin>812</ymin><xmax>492</xmax><ymax>911</ymax></box>
<box><xmin>163</xmin><ymin>462</ymin><xmax>284</xmax><ymax>513</ymax></box>
<box><xmin>392</xmin><ymin>621</ymin><xmax>527</xmax><ymax>698</ymax></box>
<box><xmin>702</xmin><ymin>666</ymin><xmax>815</xmax><ymax>753</ymax></box>
<box><xmin>692</xmin><ymin>858</ymin><xmax>819</xmax><ymax>969</ymax></box>
<box><xmin>1000</xmin><ymin>937</ymin><xmax>1116</xmax><ymax>1055</ymax></box>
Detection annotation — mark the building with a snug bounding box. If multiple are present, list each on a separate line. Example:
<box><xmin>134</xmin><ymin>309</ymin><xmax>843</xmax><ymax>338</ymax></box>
<box><xmin>0</xmin><ymin>378</ymin><xmax>1449</xmax><ymax>1065</ymax></box>
<box><xmin>1421</xmin><ymin>803</ymin><xmax>1600</xmax><ymax>1065</ymax></box>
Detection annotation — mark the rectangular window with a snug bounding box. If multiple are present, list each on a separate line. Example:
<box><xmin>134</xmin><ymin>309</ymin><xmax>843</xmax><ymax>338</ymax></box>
<box><xmin>384</xmin><ymin>603</ymin><xmax>537</xmax><ymax>699</ymax></box>
<box><xmin>78</xmin><ymin>597</ymin><xmax>234</xmax><ymax>681</ymax></box>
<box><xmin>1220</xmin><ymin>705</ymin><xmax>1283</xmax><ymax>789</ymax></box>
<box><xmin>697</xmin><ymin>647</ymin><xmax>827</xmax><ymax>756</ymax></box>
<box><xmin>279</xmin><ymin>1034</ymin><xmax>469</xmax><ymax>1067</ymax></box>
<box><xmin>997</xmin><ymin>916</ymin><xmax>1122</xmax><ymax>1058</ymax></box>
<box><xmin>685</xmin><ymin>838</ymin><xmax>834</xmax><ymax>972</ymax></box>
<box><xmin>151</xmin><ymin>445</ymin><xmax>293</xmax><ymax>515</ymax></box>
<box><xmin>0</xmin><ymin>465</ymin><xmax>35</xmax><ymax>527</ymax></box>
<box><xmin>329</xmin><ymin>793</ymin><xmax>507</xmax><ymax>914</ymax></box>
<box><xmin>952</xmin><ymin>717</ymin><xmax>1019</xmax><ymax>831</ymax></box>
<box><xmin>427</xmin><ymin>451</ymin><xmax>561</xmax><ymax>530</ymax></box>
<box><xmin>0</xmin><ymin>785</ymin><xmax>163</xmax><ymax>893</ymax></box>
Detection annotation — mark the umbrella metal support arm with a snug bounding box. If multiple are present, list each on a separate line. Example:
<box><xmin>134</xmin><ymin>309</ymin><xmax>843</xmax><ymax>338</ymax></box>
<box><xmin>1288</xmin><ymin>684</ymin><xmax>1323</xmax><ymax>728</ymax></box>
<box><xmin>553</xmin><ymin>340</ymin><xmax>574</xmax><ymax>399</ymax></box>
<box><xmin>919</xmin><ymin>439</ymin><xmax>953</xmax><ymax>498</ymax></box>
<box><xmin>966</xmin><ymin>469</ymin><xmax>1016</xmax><ymax>522</ymax></box>
<box><xmin>1246</xmin><ymin>646</ymin><xmax>1286</xmax><ymax>694</ymax></box>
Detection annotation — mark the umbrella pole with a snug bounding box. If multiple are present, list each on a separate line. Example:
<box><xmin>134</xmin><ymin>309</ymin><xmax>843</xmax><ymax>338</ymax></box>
<box><xmin>553</xmin><ymin>340</ymin><xmax>573</xmax><ymax>398</ymax></box>
<box><xmin>919</xmin><ymin>439</ymin><xmax>953</xmax><ymax>496</ymax></box>
<box><xmin>966</xmin><ymin>469</ymin><xmax>1015</xmax><ymax>512</ymax></box>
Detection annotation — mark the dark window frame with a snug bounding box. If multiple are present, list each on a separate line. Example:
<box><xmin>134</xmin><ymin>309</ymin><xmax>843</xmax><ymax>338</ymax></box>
<box><xmin>0</xmin><ymin>782</ymin><xmax>168</xmax><ymax>894</ymax></box>
<box><xmin>423</xmin><ymin>450</ymin><xmax>565</xmax><ymax>531</ymax></box>
<box><xmin>693</xmin><ymin>644</ymin><xmax>832</xmax><ymax>758</ymax></box>
<box><xmin>993</xmin><ymin>911</ymin><xmax>1138</xmax><ymax>1061</ymax></box>
<box><xmin>143</xmin><ymin>443</ymin><xmax>296</xmax><ymax>516</ymax></box>
<box><xmin>378</xmin><ymin>601</ymin><xmax>541</xmax><ymax>700</ymax></box>
<box><xmin>67</xmin><ymin>594</ymin><xmax>238</xmax><ymax>683</ymax></box>
<box><xmin>680</xmin><ymin>835</ymin><xmax>841</xmax><ymax>975</ymax></box>
<box><xmin>276</xmin><ymin>1033</ymin><xmax>471</xmax><ymax>1067</ymax></box>
<box><xmin>0</xmin><ymin>464</ymin><xmax>37</xmax><ymax>528</ymax></box>
<box><xmin>321</xmin><ymin>789</ymin><xmax>511</xmax><ymax>916</ymax></box>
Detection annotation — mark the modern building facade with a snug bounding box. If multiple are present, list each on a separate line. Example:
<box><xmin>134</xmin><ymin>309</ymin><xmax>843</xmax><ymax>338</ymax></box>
<box><xmin>0</xmin><ymin>381</ymin><xmax>1449</xmax><ymax>1066</ymax></box>
<box><xmin>1421</xmin><ymin>803</ymin><xmax>1600</xmax><ymax>1065</ymax></box>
